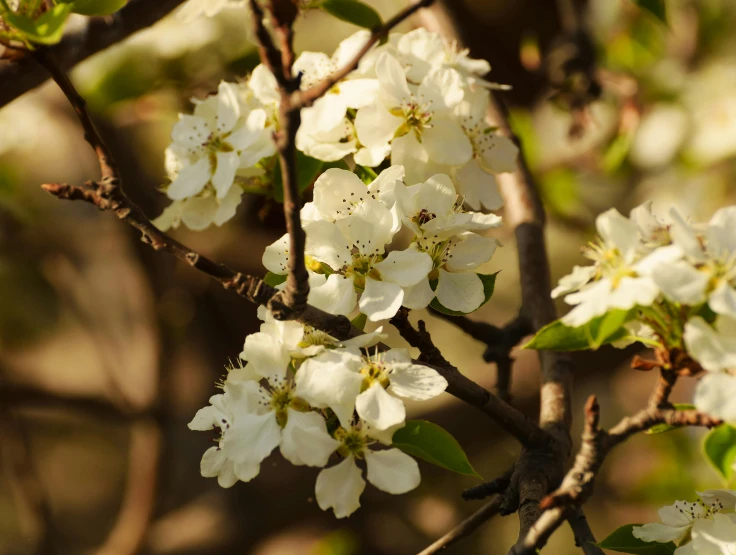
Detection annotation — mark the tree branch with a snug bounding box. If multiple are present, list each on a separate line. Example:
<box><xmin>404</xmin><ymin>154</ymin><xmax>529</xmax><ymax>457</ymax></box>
<box><xmin>510</xmin><ymin>396</ymin><xmax>723</xmax><ymax>555</ymax></box>
<box><xmin>0</xmin><ymin>0</ymin><xmax>187</xmax><ymax>109</ymax></box>
<box><xmin>417</xmin><ymin>495</ymin><xmax>504</xmax><ymax>555</ymax></box>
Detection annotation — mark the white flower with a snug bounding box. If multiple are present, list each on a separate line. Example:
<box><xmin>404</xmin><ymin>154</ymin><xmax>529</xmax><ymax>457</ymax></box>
<box><xmin>166</xmin><ymin>81</ymin><xmax>275</xmax><ymax>202</ymax></box>
<box><xmin>654</xmin><ymin>207</ymin><xmax>736</xmax><ymax>316</ymax></box>
<box><xmin>633</xmin><ymin>491</ymin><xmax>736</xmax><ymax>554</ymax></box>
<box><xmin>684</xmin><ymin>316</ymin><xmax>736</xmax><ymax>421</ymax></box>
<box><xmin>177</xmin><ymin>0</ymin><xmax>244</xmax><ymax>22</ymax></box>
<box><xmin>153</xmin><ymin>185</ymin><xmax>243</xmax><ymax>231</ymax></box>
<box><xmin>556</xmin><ymin>208</ymin><xmax>675</xmax><ymax>327</ymax></box>
<box><xmin>220</xmin><ymin>373</ymin><xmax>340</xmax><ymax>470</ymax></box>
<box><xmin>354</xmin><ymin>53</ymin><xmax>470</xmax><ymax>169</ymax></box>
<box><xmin>294</xmin><ymin>347</ymin><xmax>447</xmax><ymax>430</ymax></box>
<box><xmin>315</xmin><ymin>424</ymin><xmax>420</xmax><ymax>518</ymax></box>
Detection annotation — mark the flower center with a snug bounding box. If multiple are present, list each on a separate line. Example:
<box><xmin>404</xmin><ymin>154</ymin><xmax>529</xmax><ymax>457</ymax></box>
<box><xmin>359</xmin><ymin>357</ymin><xmax>390</xmax><ymax>391</ymax></box>
<box><xmin>299</xmin><ymin>325</ymin><xmax>333</xmax><ymax>348</ymax></box>
<box><xmin>392</xmin><ymin>99</ymin><xmax>433</xmax><ymax>139</ymax></box>
<box><xmin>335</xmin><ymin>427</ymin><xmax>367</xmax><ymax>458</ymax></box>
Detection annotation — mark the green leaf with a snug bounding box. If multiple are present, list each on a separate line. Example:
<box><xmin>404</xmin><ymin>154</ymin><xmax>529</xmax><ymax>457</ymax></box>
<box><xmin>525</xmin><ymin>309</ymin><xmax>632</xmax><ymax>351</ymax></box>
<box><xmin>392</xmin><ymin>420</ymin><xmax>481</xmax><ymax>479</ymax></box>
<box><xmin>351</xmin><ymin>312</ymin><xmax>367</xmax><ymax>331</ymax></box>
<box><xmin>429</xmin><ymin>272</ymin><xmax>498</xmax><ymax>316</ymax></box>
<box><xmin>1</xmin><ymin>2</ymin><xmax>71</xmax><ymax>44</ymax></box>
<box><xmin>319</xmin><ymin>0</ymin><xmax>382</xmax><ymax>30</ymax></box>
<box><xmin>272</xmin><ymin>152</ymin><xmax>324</xmax><ymax>202</ymax></box>
<box><xmin>646</xmin><ymin>404</ymin><xmax>696</xmax><ymax>434</ymax></box>
<box><xmin>597</xmin><ymin>524</ymin><xmax>676</xmax><ymax>554</ymax></box>
<box><xmin>263</xmin><ymin>272</ymin><xmax>287</xmax><ymax>287</ymax></box>
<box><xmin>66</xmin><ymin>0</ymin><xmax>128</xmax><ymax>16</ymax></box>
<box><xmin>703</xmin><ymin>424</ymin><xmax>736</xmax><ymax>481</ymax></box>
<box><xmin>631</xmin><ymin>0</ymin><xmax>667</xmax><ymax>24</ymax></box>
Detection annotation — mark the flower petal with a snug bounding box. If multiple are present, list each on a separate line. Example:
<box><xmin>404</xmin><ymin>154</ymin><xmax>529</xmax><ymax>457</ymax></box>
<box><xmin>389</xmin><ymin>364</ymin><xmax>448</xmax><ymax>401</ymax></box>
<box><xmin>359</xmin><ymin>277</ymin><xmax>404</xmax><ymax>322</ymax></box>
<box><xmin>355</xmin><ymin>383</ymin><xmax>406</xmax><ymax>431</ymax></box>
<box><xmin>402</xmin><ymin>276</ymin><xmax>435</xmax><ymax>310</ymax></box>
<box><xmin>374</xmin><ymin>249</ymin><xmax>433</xmax><ymax>287</ymax></box>
<box><xmin>694</xmin><ymin>373</ymin><xmax>736</xmax><ymax>422</ymax></box>
<box><xmin>435</xmin><ymin>269</ymin><xmax>484</xmax><ymax>313</ymax></box>
<box><xmin>240</xmin><ymin>331</ymin><xmax>291</xmax><ymax>379</ymax></box>
<box><xmin>309</xmin><ymin>274</ymin><xmax>358</xmax><ymax>316</ymax></box>
<box><xmin>423</xmin><ymin>118</ymin><xmax>473</xmax><ymax>166</ymax></box>
<box><xmin>280</xmin><ymin>409</ymin><xmax>340</xmax><ymax>467</ymax></box>
<box><xmin>167</xmin><ymin>157</ymin><xmax>211</xmax><ymax>200</ymax></box>
<box><xmin>212</xmin><ymin>151</ymin><xmax>240</xmax><ymax>199</ymax></box>
<box><xmin>222</xmin><ymin>411</ymin><xmax>281</xmax><ymax>465</ymax></box>
<box><xmin>315</xmin><ymin>455</ymin><xmax>365</xmax><ymax>519</ymax></box>
<box><xmin>365</xmin><ymin>448</ymin><xmax>420</xmax><ymax>494</ymax></box>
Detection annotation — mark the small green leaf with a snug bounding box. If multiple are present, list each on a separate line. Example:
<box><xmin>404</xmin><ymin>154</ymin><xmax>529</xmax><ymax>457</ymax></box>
<box><xmin>597</xmin><ymin>524</ymin><xmax>676</xmax><ymax>554</ymax></box>
<box><xmin>392</xmin><ymin>420</ymin><xmax>481</xmax><ymax>479</ymax></box>
<box><xmin>703</xmin><ymin>424</ymin><xmax>736</xmax><ymax>481</ymax></box>
<box><xmin>429</xmin><ymin>272</ymin><xmax>498</xmax><ymax>316</ymax></box>
<box><xmin>351</xmin><ymin>312</ymin><xmax>367</xmax><ymax>331</ymax></box>
<box><xmin>319</xmin><ymin>0</ymin><xmax>382</xmax><ymax>30</ymax></box>
<box><xmin>67</xmin><ymin>0</ymin><xmax>128</xmax><ymax>16</ymax></box>
<box><xmin>263</xmin><ymin>272</ymin><xmax>287</xmax><ymax>287</ymax></box>
<box><xmin>646</xmin><ymin>404</ymin><xmax>696</xmax><ymax>434</ymax></box>
<box><xmin>1</xmin><ymin>3</ymin><xmax>71</xmax><ymax>44</ymax></box>
<box><xmin>272</xmin><ymin>152</ymin><xmax>324</xmax><ymax>202</ymax></box>
<box><xmin>525</xmin><ymin>309</ymin><xmax>632</xmax><ymax>351</ymax></box>
<box><xmin>631</xmin><ymin>0</ymin><xmax>667</xmax><ymax>24</ymax></box>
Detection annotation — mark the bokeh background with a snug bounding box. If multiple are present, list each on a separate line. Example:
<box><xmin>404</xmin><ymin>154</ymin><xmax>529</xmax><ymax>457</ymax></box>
<box><xmin>1</xmin><ymin>0</ymin><xmax>735</xmax><ymax>553</ymax></box>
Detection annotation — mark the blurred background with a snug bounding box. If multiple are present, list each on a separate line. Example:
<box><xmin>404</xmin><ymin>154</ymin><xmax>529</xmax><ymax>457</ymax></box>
<box><xmin>0</xmin><ymin>0</ymin><xmax>734</xmax><ymax>553</ymax></box>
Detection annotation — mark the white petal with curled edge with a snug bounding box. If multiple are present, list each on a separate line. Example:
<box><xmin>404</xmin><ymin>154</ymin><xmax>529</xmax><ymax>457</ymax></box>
<box><xmin>632</xmin><ymin>522</ymin><xmax>691</xmax><ymax>544</ymax></box>
<box><xmin>214</xmin><ymin>185</ymin><xmax>244</xmax><ymax>226</ymax></box>
<box><xmin>222</xmin><ymin>411</ymin><xmax>281</xmax><ymax>465</ymax></box>
<box><xmin>365</xmin><ymin>448</ymin><xmax>420</xmax><ymax>494</ymax></box>
<box><xmin>374</xmin><ymin>249</ymin><xmax>433</xmax><ymax>287</ymax></box>
<box><xmin>359</xmin><ymin>278</ymin><xmax>404</xmax><ymax>322</ymax></box>
<box><xmin>596</xmin><ymin>208</ymin><xmax>640</xmax><ymax>257</ymax></box>
<box><xmin>262</xmin><ymin>233</ymin><xmax>290</xmax><ymax>275</ymax></box>
<box><xmin>200</xmin><ymin>447</ymin><xmax>239</xmax><ymax>488</ymax></box>
<box><xmin>234</xmin><ymin>461</ymin><xmax>260</xmax><ymax>483</ymax></box>
<box><xmin>375</xmin><ymin>52</ymin><xmax>411</xmax><ymax>105</ymax></box>
<box><xmin>354</xmin><ymin>144</ymin><xmax>392</xmax><ymax>167</ymax></box>
<box><xmin>551</xmin><ymin>265</ymin><xmax>596</xmax><ymax>299</ymax></box>
<box><xmin>562</xmin><ymin>280</ymin><xmax>613</xmax><ymax>327</ymax></box>
<box><xmin>172</xmin><ymin>114</ymin><xmax>211</xmax><ymax>149</ymax></box>
<box><xmin>180</xmin><ymin>196</ymin><xmax>218</xmax><ymax>230</ymax></box>
<box><xmin>710</xmin><ymin>280</ymin><xmax>736</xmax><ymax>317</ymax></box>
<box><xmin>305</xmin><ymin>220</ymin><xmax>352</xmax><ymax>269</ymax></box>
<box><xmin>355</xmin><ymin>383</ymin><xmax>406</xmax><ymax>431</ymax></box>
<box><xmin>402</xmin><ymin>276</ymin><xmax>435</xmax><ymax>310</ymax></box>
<box><xmin>306</xmin><ymin>95</ymin><xmax>349</xmax><ymax>135</ymax></box>
<box><xmin>216</xmin><ymin>81</ymin><xmax>242</xmax><ymax>134</ymax></box>
<box><xmin>651</xmin><ymin>260</ymin><xmax>708</xmax><ymax>305</ymax></box>
<box><xmin>340</xmin><ymin>327</ymin><xmax>388</xmax><ymax>349</ymax></box>
<box><xmin>423</xmin><ymin>118</ymin><xmax>473</xmax><ymax>166</ymax></box>
<box><xmin>691</xmin><ymin>513</ymin><xmax>736</xmax><ymax>554</ymax></box>
<box><xmin>280</xmin><ymin>409</ymin><xmax>340</xmax><ymax>467</ymax></box>
<box><xmin>292</xmin><ymin>51</ymin><xmax>333</xmax><ymax>82</ymax></box>
<box><xmin>389</xmin><ymin>364</ymin><xmax>448</xmax><ymax>401</ymax></box>
<box><xmin>411</xmin><ymin>173</ymin><xmax>457</xmax><ymax>216</ymax></box>
<box><xmin>249</xmin><ymin>64</ymin><xmax>280</xmax><ymax>106</ymax></box>
<box><xmin>480</xmin><ymin>134</ymin><xmax>519</xmax><ymax>174</ymax></box>
<box><xmin>313</xmin><ymin>168</ymin><xmax>367</xmax><ymax>220</ymax></box>
<box><xmin>446</xmin><ymin>234</ymin><xmax>498</xmax><ymax>273</ymax></box>
<box><xmin>188</xmin><ymin>405</ymin><xmax>223</xmax><ymax>431</ymax></box>
<box><xmin>697</xmin><ymin>489</ymin><xmax>736</xmax><ymax>512</ymax></box>
<box><xmin>338</xmin><ymin>79</ymin><xmax>379</xmax><ymax>109</ymax></box>
<box><xmin>435</xmin><ymin>270</ymin><xmax>484</xmax><ymax>314</ymax></box>
<box><xmin>315</xmin><ymin>455</ymin><xmax>365</xmax><ymax>519</ymax></box>
<box><xmin>240</xmin><ymin>332</ymin><xmax>290</xmax><ymax>378</ymax></box>
<box><xmin>212</xmin><ymin>151</ymin><xmax>240</xmax><ymax>199</ymax></box>
<box><xmin>684</xmin><ymin>317</ymin><xmax>736</xmax><ymax>372</ymax></box>
<box><xmin>167</xmin><ymin>157</ymin><xmax>211</xmax><ymax>200</ymax></box>
<box><xmin>455</xmin><ymin>158</ymin><xmax>503</xmax><ymax>211</ymax></box>
<box><xmin>153</xmin><ymin>201</ymin><xmax>183</xmax><ymax>231</ymax></box>
<box><xmin>708</xmin><ymin>206</ymin><xmax>736</xmax><ymax>256</ymax></box>
<box><xmin>669</xmin><ymin>207</ymin><xmax>707</xmax><ymax>263</ymax></box>
<box><xmin>418</xmin><ymin>68</ymin><xmax>464</xmax><ymax>110</ymax></box>
<box><xmin>336</xmin><ymin>200</ymin><xmax>394</xmax><ymax>255</ymax></box>
<box><xmin>694</xmin><ymin>373</ymin><xmax>736</xmax><ymax>422</ymax></box>
<box><xmin>366</xmin><ymin>421</ymin><xmax>405</xmax><ymax>445</ymax></box>
<box><xmin>309</xmin><ymin>274</ymin><xmax>357</xmax><ymax>316</ymax></box>
<box><xmin>354</xmin><ymin>103</ymin><xmax>403</xmax><ymax>149</ymax></box>
<box><xmin>294</xmin><ymin>358</ymin><xmax>363</xmax><ymax>428</ymax></box>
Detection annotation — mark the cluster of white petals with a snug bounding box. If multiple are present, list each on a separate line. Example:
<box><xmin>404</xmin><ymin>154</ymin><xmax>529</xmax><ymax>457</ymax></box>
<box><xmin>263</xmin><ymin>166</ymin><xmax>502</xmax><ymax>320</ymax></box>
<box><xmin>633</xmin><ymin>489</ymin><xmax>736</xmax><ymax>554</ymax></box>
<box><xmin>188</xmin><ymin>305</ymin><xmax>447</xmax><ymax>518</ymax></box>
<box><xmin>553</xmin><ymin>203</ymin><xmax>736</xmax><ymax>423</ymax></box>
<box><xmin>155</xmin><ymin>28</ymin><xmax>518</xmax><ymax>230</ymax></box>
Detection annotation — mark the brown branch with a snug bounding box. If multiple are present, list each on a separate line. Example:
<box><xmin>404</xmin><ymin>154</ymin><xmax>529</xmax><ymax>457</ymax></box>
<box><xmin>390</xmin><ymin>309</ymin><xmax>551</xmax><ymax>448</ymax></box>
<box><xmin>0</xmin><ymin>0</ymin><xmax>187</xmax><ymax>109</ymax></box>
<box><xmin>417</xmin><ymin>495</ymin><xmax>504</xmax><ymax>555</ymax></box>
<box><xmin>292</xmin><ymin>0</ymin><xmax>436</xmax><ymax>109</ymax></box>
<box><xmin>510</xmin><ymin>396</ymin><xmax>723</xmax><ymax>555</ymax></box>
<box><xmin>567</xmin><ymin>508</ymin><xmax>605</xmax><ymax>555</ymax></box>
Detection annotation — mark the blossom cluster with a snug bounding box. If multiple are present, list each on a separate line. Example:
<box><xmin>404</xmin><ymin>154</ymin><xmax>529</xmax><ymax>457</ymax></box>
<box><xmin>188</xmin><ymin>306</ymin><xmax>448</xmax><ymax>518</ymax></box>
<box><xmin>552</xmin><ymin>202</ymin><xmax>736</xmax><ymax>422</ymax></box>
<box><xmin>633</xmin><ymin>489</ymin><xmax>736</xmax><ymax>554</ymax></box>
<box><xmin>154</xmin><ymin>28</ymin><xmax>518</xmax><ymax>230</ymax></box>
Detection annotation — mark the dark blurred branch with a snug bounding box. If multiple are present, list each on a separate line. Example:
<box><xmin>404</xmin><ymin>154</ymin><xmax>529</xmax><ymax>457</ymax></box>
<box><xmin>510</xmin><ymin>396</ymin><xmax>723</xmax><ymax>555</ymax></box>
<box><xmin>567</xmin><ymin>508</ymin><xmax>605</xmax><ymax>555</ymax></box>
<box><xmin>0</xmin><ymin>0</ymin><xmax>187</xmax><ymax>109</ymax></box>
<box><xmin>433</xmin><ymin>312</ymin><xmax>532</xmax><ymax>400</ymax></box>
<box><xmin>417</xmin><ymin>495</ymin><xmax>504</xmax><ymax>555</ymax></box>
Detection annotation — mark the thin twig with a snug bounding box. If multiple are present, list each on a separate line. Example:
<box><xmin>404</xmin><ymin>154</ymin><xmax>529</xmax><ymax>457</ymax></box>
<box><xmin>566</xmin><ymin>508</ymin><xmax>605</xmax><ymax>555</ymax></box>
<box><xmin>292</xmin><ymin>0</ymin><xmax>436</xmax><ymax>109</ymax></box>
<box><xmin>417</xmin><ymin>495</ymin><xmax>504</xmax><ymax>555</ymax></box>
<box><xmin>510</xmin><ymin>396</ymin><xmax>723</xmax><ymax>555</ymax></box>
